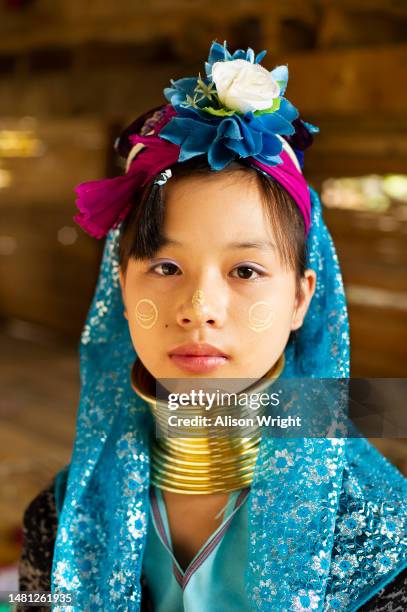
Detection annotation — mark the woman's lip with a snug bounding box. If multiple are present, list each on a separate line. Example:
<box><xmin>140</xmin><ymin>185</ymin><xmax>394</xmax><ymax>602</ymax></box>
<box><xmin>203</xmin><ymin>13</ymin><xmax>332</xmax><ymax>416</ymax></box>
<box><xmin>169</xmin><ymin>342</ymin><xmax>229</xmax><ymax>358</ymax></box>
<box><xmin>169</xmin><ymin>354</ymin><xmax>229</xmax><ymax>373</ymax></box>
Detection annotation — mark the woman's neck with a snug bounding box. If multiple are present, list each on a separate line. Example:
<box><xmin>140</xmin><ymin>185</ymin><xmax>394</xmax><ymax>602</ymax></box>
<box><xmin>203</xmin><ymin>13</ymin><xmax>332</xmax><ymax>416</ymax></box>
<box><xmin>131</xmin><ymin>353</ymin><xmax>285</xmax><ymax>494</ymax></box>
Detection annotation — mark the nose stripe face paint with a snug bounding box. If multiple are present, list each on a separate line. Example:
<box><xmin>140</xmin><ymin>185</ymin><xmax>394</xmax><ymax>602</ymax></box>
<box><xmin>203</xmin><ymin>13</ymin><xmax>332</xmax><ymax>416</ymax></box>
<box><xmin>192</xmin><ymin>289</ymin><xmax>205</xmax><ymax>313</ymax></box>
<box><xmin>135</xmin><ymin>298</ymin><xmax>158</xmax><ymax>329</ymax></box>
<box><xmin>248</xmin><ymin>301</ymin><xmax>275</xmax><ymax>332</ymax></box>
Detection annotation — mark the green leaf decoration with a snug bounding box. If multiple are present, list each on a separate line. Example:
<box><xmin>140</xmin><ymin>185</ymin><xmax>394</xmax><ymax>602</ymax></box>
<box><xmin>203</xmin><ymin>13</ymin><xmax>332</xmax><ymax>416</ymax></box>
<box><xmin>253</xmin><ymin>98</ymin><xmax>281</xmax><ymax>116</ymax></box>
<box><xmin>201</xmin><ymin>106</ymin><xmax>237</xmax><ymax>117</ymax></box>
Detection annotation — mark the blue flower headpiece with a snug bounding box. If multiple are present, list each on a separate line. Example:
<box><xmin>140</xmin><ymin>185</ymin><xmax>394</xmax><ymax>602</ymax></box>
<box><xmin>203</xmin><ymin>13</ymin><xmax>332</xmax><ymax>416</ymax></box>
<box><xmin>159</xmin><ymin>40</ymin><xmax>318</xmax><ymax>171</ymax></box>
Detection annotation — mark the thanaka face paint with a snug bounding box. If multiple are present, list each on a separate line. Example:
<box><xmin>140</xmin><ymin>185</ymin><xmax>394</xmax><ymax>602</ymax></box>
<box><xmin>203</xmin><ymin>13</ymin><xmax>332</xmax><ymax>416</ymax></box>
<box><xmin>248</xmin><ymin>301</ymin><xmax>276</xmax><ymax>333</ymax></box>
<box><xmin>191</xmin><ymin>289</ymin><xmax>205</xmax><ymax>313</ymax></box>
<box><xmin>134</xmin><ymin>298</ymin><xmax>158</xmax><ymax>329</ymax></box>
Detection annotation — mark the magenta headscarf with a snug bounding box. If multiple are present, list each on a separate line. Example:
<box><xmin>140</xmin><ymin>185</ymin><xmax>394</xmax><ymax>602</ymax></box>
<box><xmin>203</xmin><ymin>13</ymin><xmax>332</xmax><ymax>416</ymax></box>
<box><xmin>73</xmin><ymin>104</ymin><xmax>311</xmax><ymax>239</ymax></box>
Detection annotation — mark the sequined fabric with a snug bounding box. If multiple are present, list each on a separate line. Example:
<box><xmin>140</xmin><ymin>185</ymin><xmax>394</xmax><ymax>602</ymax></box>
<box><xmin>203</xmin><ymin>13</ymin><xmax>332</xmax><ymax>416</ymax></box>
<box><xmin>51</xmin><ymin>186</ymin><xmax>406</xmax><ymax>611</ymax></box>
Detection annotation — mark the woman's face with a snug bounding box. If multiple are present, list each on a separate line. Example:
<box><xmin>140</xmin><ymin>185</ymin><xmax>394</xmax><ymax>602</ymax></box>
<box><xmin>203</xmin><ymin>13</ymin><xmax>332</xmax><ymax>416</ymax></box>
<box><xmin>119</xmin><ymin>171</ymin><xmax>316</xmax><ymax>382</ymax></box>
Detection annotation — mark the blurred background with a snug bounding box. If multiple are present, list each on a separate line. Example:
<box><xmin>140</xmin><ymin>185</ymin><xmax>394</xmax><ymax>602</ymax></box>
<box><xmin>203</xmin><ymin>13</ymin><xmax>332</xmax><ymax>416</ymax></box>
<box><xmin>0</xmin><ymin>0</ymin><xmax>406</xmax><ymax>597</ymax></box>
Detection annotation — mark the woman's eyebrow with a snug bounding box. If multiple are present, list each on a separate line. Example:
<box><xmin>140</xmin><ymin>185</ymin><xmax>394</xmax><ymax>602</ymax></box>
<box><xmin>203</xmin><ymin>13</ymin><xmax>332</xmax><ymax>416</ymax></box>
<box><xmin>160</xmin><ymin>235</ymin><xmax>276</xmax><ymax>251</ymax></box>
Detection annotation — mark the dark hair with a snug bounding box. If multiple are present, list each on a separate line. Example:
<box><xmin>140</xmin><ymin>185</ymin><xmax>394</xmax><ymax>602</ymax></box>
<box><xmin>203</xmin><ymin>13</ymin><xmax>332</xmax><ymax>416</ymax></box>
<box><xmin>118</xmin><ymin>157</ymin><xmax>307</xmax><ymax>300</ymax></box>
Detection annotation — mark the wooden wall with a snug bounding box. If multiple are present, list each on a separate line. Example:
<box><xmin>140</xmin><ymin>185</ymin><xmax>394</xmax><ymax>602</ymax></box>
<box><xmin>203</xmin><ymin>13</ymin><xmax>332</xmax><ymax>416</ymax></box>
<box><xmin>0</xmin><ymin>119</ymin><xmax>107</xmax><ymax>336</ymax></box>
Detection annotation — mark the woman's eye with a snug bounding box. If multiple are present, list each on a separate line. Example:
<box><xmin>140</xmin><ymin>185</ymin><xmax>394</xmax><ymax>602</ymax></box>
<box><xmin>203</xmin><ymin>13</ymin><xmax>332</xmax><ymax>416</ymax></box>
<box><xmin>149</xmin><ymin>262</ymin><xmax>264</xmax><ymax>279</ymax></box>
<box><xmin>151</xmin><ymin>262</ymin><xmax>181</xmax><ymax>276</ymax></box>
<box><xmin>231</xmin><ymin>266</ymin><xmax>263</xmax><ymax>280</ymax></box>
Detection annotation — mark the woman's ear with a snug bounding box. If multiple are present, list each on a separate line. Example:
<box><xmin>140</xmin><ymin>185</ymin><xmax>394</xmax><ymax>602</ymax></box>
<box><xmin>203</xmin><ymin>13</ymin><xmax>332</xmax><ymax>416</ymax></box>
<box><xmin>291</xmin><ymin>269</ymin><xmax>317</xmax><ymax>331</ymax></box>
<box><xmin>119</xmin><ymin>268</ymin><xmax>128</xmax><ymax>320</ymax></box>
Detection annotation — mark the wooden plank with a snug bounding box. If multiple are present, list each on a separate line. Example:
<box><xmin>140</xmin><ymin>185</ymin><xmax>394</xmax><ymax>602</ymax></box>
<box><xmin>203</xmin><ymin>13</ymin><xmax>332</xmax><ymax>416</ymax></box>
<box><xmin>304</xmin><ymin>116</ymin><xmax>407</xmax><ymax>178</ymax></box>
<box><xmin>0</xmin><ymin>118</ymin><xmax>108</xmax><ymax>205</ymax></box>
<box><xmin>0</xmin><ymin>118</ymin><xmax>108</xmax><ymax>334</ymax></box>
<box><xmin>0</xmin><ymin>332</ymin><xmax>77</xmax><ymax>530</ymax></box>
<box><xmin>270</xmin><ymin>44</ymin><xmax>407</xmax><ymax>115</ymax></box>
<box><xmin>348</xmin><ymin>305</ymin><xmax>407</xmax><ymax>376</ymax></box>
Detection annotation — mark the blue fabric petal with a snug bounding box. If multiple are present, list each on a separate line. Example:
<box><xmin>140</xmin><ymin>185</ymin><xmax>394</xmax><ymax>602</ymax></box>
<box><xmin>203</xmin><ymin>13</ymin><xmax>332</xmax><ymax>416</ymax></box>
<box><xmin>169</xmin><ymin>77</ymin><xmax>198</xmax><ymax>94</ymax></box>
<box><xmin>231</xmin><ymin>49</ymin><xmax>246</xmax><ymax>61</ymax></box>
<box><xmin>239</xmin><ymin>113</ymin><xmax>265</xmax><ymax>136</ymax></box>
<box><xmin>178</xmin><ymin>129</ymin><xmax>217</xmax><ymax>161</ymax></box>
<box><xmin>216</xmin><ymin>117</ymin><xmax>242</xmax><ymax>140</ymax></box>
<box><xmin>246</xmin><ymin>47</ymin><xmax>255</xmax><ymax>63</ymax></box>
<box><xmin>163</xmin><ymin>78</ymin><xmax>198</xmax><ymax>105</ymax></box>
<box><xmin>163</xmin><ymin>89</ymin><xmax>184</xmax><ymax>106</ymax></box>
<box><xmin>208</xmin><ymin>137</ymin><xmax>236</xmax><ymax>170</ymax></box>
<box><xmin>256</xmin><ymin>112</ymin><xmax>295</xmax><ymax>136</ymax></box>
<box><xmin>244</xmin><ymin>112</ymin><xmax>293</xmax><ymax>138</ymax></box>
<box><xmin>207</xmin><ymin>41</ymin><xmax>230</xmax><ymax>67</ymax></box>
<box><xmin>160</xmin><ymin>117</ymin><xmax>216</xmax><ymax>151</ymax></box>
<box><xmin>260</xmin><ymin>132</ymin><xmax>283</xmax><ymax>157</ymax></box>
<box><xmin>271</xmin><ymin>65</ymin><xmax>288</xmax><ymax>95</ymax></box>
<box><xmin>256</xmin><ymin>152</ymin><xmax>283</xmax><ymax>165</ymax></box>
<box><xmin>224</xmin><ymin>138</ymin><xmax>251</xmax><ymax>158</ymax></box>
<box><xmin>174</xmin><ymin>104</ymin><xmax>222</xmax><ymax>125</ymax></box>
<box><xmin>303</xmin><ymin>120</ymin><xmax>320</xmax><ymax>134</ymax></box>
<box><xmin>225</xmin><ymin>118</ymin><xmax>263</xmax><ymax>158</ymax></box>
<box><xmin>255</xmin><ymin>49</ymin><xmax>267</xmax><ymax>64</ymax></box>
<box><xmin>278</xmin><ymin>98</ymin><xmax>300</xmax><ymax>122</ymax></box>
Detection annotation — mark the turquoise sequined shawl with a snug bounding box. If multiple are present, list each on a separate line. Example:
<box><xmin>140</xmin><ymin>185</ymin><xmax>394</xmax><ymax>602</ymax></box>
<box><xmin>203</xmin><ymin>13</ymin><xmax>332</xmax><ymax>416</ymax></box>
<box><xmin>51</xmin><ymin>187</ymin><xmax>406</xmax><ymax>611</ymax></box>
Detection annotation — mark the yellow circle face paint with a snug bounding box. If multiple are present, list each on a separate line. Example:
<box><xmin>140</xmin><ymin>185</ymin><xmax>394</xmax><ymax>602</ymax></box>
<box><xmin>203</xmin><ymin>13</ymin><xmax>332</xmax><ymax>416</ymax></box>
<box><xmin>248</xmin><ymin>301</ymin><xmax>275</xmax><ymax>333</ymax></box>
<box><xmin>135</xmin><ymin>298</ymin><xmax>158</xmax><ymax>329</ymax></box>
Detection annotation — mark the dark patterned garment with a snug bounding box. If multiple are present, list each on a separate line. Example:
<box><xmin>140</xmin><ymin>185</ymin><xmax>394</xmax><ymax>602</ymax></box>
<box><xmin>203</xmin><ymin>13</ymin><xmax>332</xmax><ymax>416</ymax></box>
<box><xmin>18</xmin><ymin>478</ymin><xmax>406</xmax><ymax>612</ymax></box>
<box><xmin>17</xmin><ymin>477</ymin><xmax>153</xmax><ymax>612</ymax></box>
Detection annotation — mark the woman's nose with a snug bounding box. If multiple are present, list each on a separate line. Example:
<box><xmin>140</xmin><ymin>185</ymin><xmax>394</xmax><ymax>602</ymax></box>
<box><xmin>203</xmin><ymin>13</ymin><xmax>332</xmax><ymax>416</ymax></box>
<box><xmin>176</xmin><ymin>287</ymin><xmax>226</xmax><ymax>329</ymax></box>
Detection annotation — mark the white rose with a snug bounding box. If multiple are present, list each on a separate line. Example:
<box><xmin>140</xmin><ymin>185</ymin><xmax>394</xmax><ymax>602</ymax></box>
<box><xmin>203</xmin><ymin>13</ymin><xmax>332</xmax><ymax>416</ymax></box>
<box><xmin>211</xmin><ymin>59</ymin><xmax>280</xmax><ymax>114</ymax></box>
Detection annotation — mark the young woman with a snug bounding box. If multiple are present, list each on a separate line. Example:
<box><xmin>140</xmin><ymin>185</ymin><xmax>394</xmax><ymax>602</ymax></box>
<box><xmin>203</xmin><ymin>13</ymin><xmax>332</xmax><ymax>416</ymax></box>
<box><xmin>19</xmin><ymin>41</ymin><xmax>406</xmax><ymax>611</ymax></box>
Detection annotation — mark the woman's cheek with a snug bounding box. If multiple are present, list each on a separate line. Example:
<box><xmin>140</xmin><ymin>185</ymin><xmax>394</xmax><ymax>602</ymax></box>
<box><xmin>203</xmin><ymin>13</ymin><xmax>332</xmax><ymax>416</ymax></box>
<box><xmin>247</xmin><ymin>300</ymin><xmax>276</xmax><ymax>333</ymax></box>
<box><xmin>126</xmin><ymin>295</ymin><xmax>162</xmax><ymax>356</ymax></box>
<box><xmin>236</xmin><ymin>293</ymin><xmax>294</xmax><ymax>367</ymax></box>
<box><xmin>134</xmin><ymin>298</ymin><xmax>159</xmax><ymax>330</ymax></box>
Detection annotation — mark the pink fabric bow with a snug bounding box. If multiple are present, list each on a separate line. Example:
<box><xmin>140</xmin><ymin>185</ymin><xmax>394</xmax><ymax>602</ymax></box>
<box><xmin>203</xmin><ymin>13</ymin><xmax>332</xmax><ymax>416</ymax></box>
<box><xmin>73</xmin><ymin>136</ymin><xmax>180</xmax><ymax>239</ymax></box>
